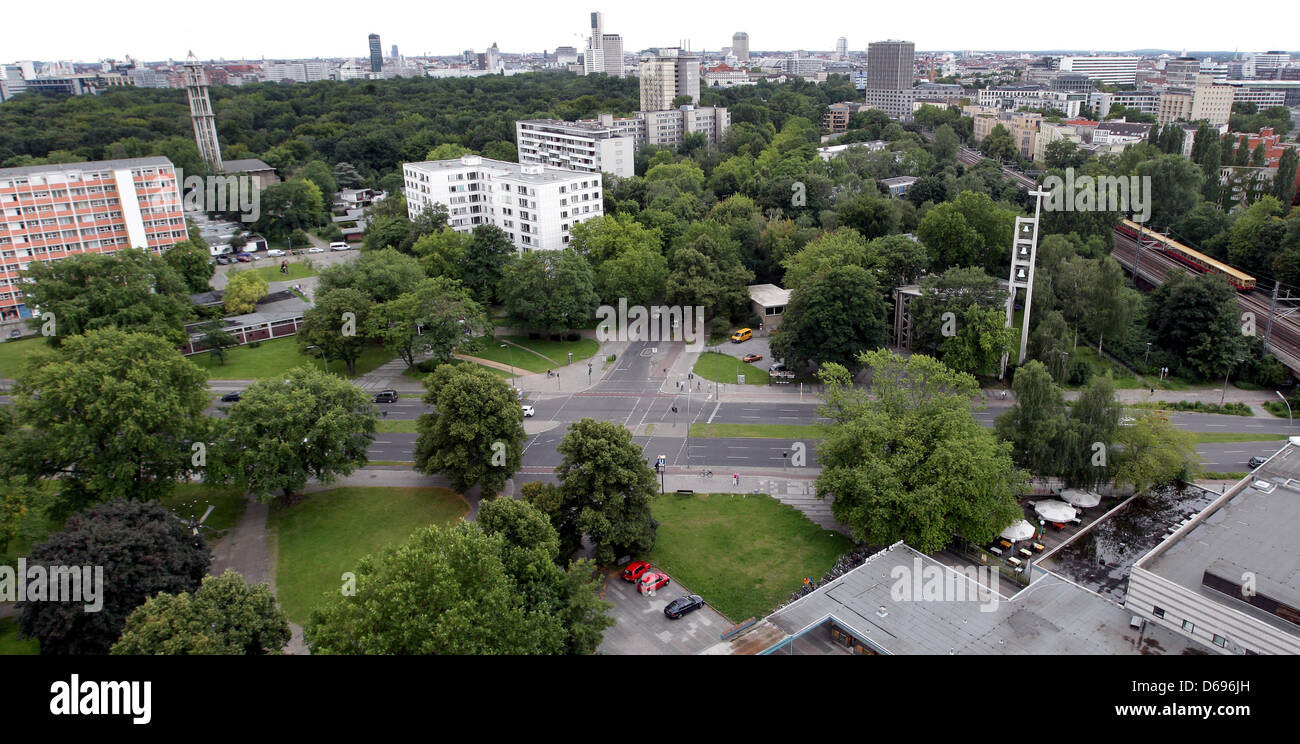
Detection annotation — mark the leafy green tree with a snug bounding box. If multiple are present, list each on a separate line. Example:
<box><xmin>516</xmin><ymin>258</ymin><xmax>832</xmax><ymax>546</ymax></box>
<box><xmin>1135</xmin><ymin>155</ymin><xmax>1203</xmax><ymax>231</ymax></box>
<box><xmin>995</xmin><ymin>360</ymin><xmax>1068</xmax><ymax>478</ymax></box>
<box><xmin>917</xmin><ymin>191</ymin><xmax>1015</xmax><ymax>274</ymax></box>
<box><xmin>869</xmin><ymin>233</ymin><xmax>930</xmax><ymax>288</ymax></box>
<box><xmin>779</xmin><ymin>228</ymin><xmax>876</xmax><ymax>291</ymax></box>
<box><xmin>568</xmin><ymin>213</ymin><xmax>663</xmax><ymax>267</ymax></box>
<box><xmin>1028</xmin><ymin>309</ymin><xmax>1074</xmax><ymax>382</ymax></box>
<box><xmin>413</xmin><ymin>228</ymin><xmax>471</xmax><ymax>281</ymax></box>
<box><xmin>910</xmin><ymin>266</ymin><xmax>1007</xmax><ymax>356</ymax></box>
<box><xmin>1273</xmin><ymin>148</ymin><xmax>1298</xmax><ymax>205</ymax></box>
<box><xmin>196</xmin><ymin>320</ymin><xmax>237</xmax><ymax>365</ymax></box>
<box><xmin>18</xmin><ymin>500</ymin><xmax>209</xmax><ymax>655</ymax></box>
<box><xmin>214</xmin><ymin>365</ymin><xmax>377</xmax><ymax>501</ymax></box>
<box><xmin>6</xmin><ymin>329</ymin><xmax>209</xmax><ymax>518</ymax></box>
<box><xmin>814</xmin><ymin>352</ymin><xmax>1025</xmax><ymax>552</ymax></box>
<box><xmin>1044</xmin><ymin>139</ymin><xmax>1088</xmax><ymax>170</ymax></box>
<box><xmin>297</xmin><ymin>287</ymin><xmax>372</xmax><ymax>376</ymax></box>
<box><xmin>163</xmin><ymin>239</ymin><xmax>216</xmax><ymax>293</ymax></box>
<box><xmin>664</xmin><ymin>245</ymin><xmax>753</xmax><ymax>322</ymax></box>
<box><xmin>318</xmin><ymin>247</ymin><xmax>424</xmax><ymax>304</ymax></box>
<box><xmin>770</xmin><ymin>265</ymin><xmax>887</xmax><ymax>372</ymax></box>
<box><xmin>835</xmin><ymin>190</ymin><xmax>900</xmax><ymax>239</ymax></box>
<box><xmin>554</xmin><ymin>418</ymin><xmax>658</xmax><ymax>564</ymax></box>
<box><xmin>462</xmin><ymin>225</ymin><xmax>516</xmax><ymax>304</ymax></box>
<box><xmin>1059</xmin><ymin>374</ymin><xmax>1122</xmax><ymax>489</ymax></box>
<box><xmin>368</xmin><ymin>277</ymin><xmax>486</xmax><ymax>368</ymax></box>
<box><xmin>112</xmin><ymin>570</ymin><xmax>290</xmax><ymax>655</ymax></box>
<box><xmin>1112</xmin><ymin>412</ymin><xmax>1201</xmax><ymax>493</ymax></box>
<box><xmin>939</xmin><ymin>303</ymin><xmax>1015</xmax><ymax>376</ymax></box>
<box><xmin>413</xmin><ymin>363</ymin><xmax>524</xmax><ymax>496</ymax></box>
<box><xmin>1084</xmin><ymin>257</ymin><xmax>1140</xmax><ymax>355</ymax></box>
<box><xmin>289</xmin><ymin>229</ymin><xmax>311</xmax><ymax>249</ymax></box>
<box><xmin>332</xmin><ymin>162</ymin><xmax>364</xmax><ymax>189</ymax></box>
<box><xmin>21</xmin><ymin>248</ymin><xmax>192</xmax><ymax>346</ymax></box>
<box><xmin>499</xmin><ymin>249</ymin><xmax>600</xmax><ymax>333</ymax></box>
<box><xmin>981</xmin><ymin>124</ymin><xmax>1018</xmax><ymax>161</ymax></box>
<box><xmin>253</xmin><ymin>179</ymin><xmax>324</xmax><ymax>239</ymax></box>
<box><xmin>426</xmin><ymin>143</ymin><xmax>474</xmax><ymax>160</ymax></box>
<box><xmin>223</xmin><ymin>269</ymin><xmax>269</xmax><ymax>315</ymax></box>
<box><xmin>596</xmin><ymin>242</ymin><xmax>668</xmax><ymax>306</ymax></box>
<box><xmin>305</xmin><ymin>521</ymin><xmax>568</xmax><ymax>654</ymax></box>
<box><xmin>931</xmin><ymin>123</ymin><xmax>959</xmax><ymax>161</ymax></box>
<box><xmin>295</xmin><ymin>159</ymin><xmax>338</xmax><ymax>202</ymax></box>
<box><xmin>1147</xmin><ymin>272</ymin><xmax>1244</xmax><ymax>381</ymax></box>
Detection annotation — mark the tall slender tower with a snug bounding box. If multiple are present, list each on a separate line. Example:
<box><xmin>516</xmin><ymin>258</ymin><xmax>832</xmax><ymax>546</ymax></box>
<box><xmin>183</xmin><ymin>52</ymin><xmax>222</xmax><ymax>171</ymax></box>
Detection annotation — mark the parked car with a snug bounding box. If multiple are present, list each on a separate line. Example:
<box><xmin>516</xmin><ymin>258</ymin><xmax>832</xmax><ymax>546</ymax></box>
<box><xmin>266</xmin><ymin>249</ymin><xmax>286</xmax><ymax>257</ymax></box>
<box><xmin>215</xmin><ymin>256</ymin><xmax>231</xmax><ymax>265</ymax></box>
<box><xmin>234</xmin><ymin>253</ymin><xmax>252</xmax><ymax>263</ymax></box>
<box><xmin>770</xmin><ymin>361</ymin><xmax>787</xmax><ymax>372</ymax></box>
<box><xmin>373</xmin><ymin>390</ymin><xmax>399</xmax><ymax>403</ymax></box>
<box><xmin>639</xmin><ymin>571</ymin><xmax>670</xmax><ymax>592</ymax></box>
<box><xmin>1249</xmin><ymin>456</ymin><xmax>1268</xmax><ymax>469</ymax></box>
<box><xmin>621</xmin><ymin>561</ymin><xmax>654</xmax><ymax>583</ymax></box>
<box><xmin>329</xmin><ymin>242</ymin><xmax>350</xmax><ymax>251</ymax></box>
<box><xmin>664</xmin><ymin>594</ymin><xmax>705</xmax><ymax>619</ymax></box>
<box><xmin>730</xmin><ymin>328</ymin><xmax>753</xmax><ymax>343</ymax></box>
<box><xmin>742</xmin><ymin>353</ymin><xmax>762</xmax><ymax>363</ymax></box>
<box><xmin>220</xmin><ymin>392</ymin><xmax>241</xmax><ymax>403</ymax></box>
<box><xmin>1118</xmin><ymin>416</ymin><xmax>1136</xmax><ymax>427</ymax></box>
<box><xmin>521</xmin><ymin>404</ymin><xmax>535</xmax><ymax>417</ymax></box>
<box><xmin>307</xmin><ymin>246</ymin><xmax>325</xmax><ymax>254</ymax></box>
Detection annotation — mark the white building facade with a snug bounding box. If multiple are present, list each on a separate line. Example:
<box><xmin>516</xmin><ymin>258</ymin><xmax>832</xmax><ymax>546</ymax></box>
<box><xmin>515</xmin><ymin>118</ymin><xmax>636</xmax><ymax>178</ymax></box>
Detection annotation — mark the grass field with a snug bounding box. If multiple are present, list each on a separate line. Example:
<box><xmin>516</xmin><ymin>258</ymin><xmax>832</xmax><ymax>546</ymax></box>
<box><xmin>269</xmin><ymin>486</ymin><xmax>468</xmax><ymax>624</ymax></box>
<box><xmin>160</xmin><ymin>484</ymin><xmax>248</xmax><ymax>539</ymax></box>
<box><xmin>469</xmin><ymin>336</ymin><xmax>598</xmax><ymax>373</ymax></box>
<box><xmin>189</xmin><ymin>337</ymin><xmax>396</xmax><ymax>380</ymax></box>
<box><xmin>0</xmin><ymin>337</ymin><xmax>51</xmax><ymax>380</ymax></box>
<box><xmin>692</xmin><ymin>351</ymin><xmax>770</xmax><ymax>385</ymax></box>
<box><xmin>375</xmin><ymin>419</ymin><xmax>419</xmax><ymax>434</ymax></box>
<box><xmin>1188</xmin><ymin>432</ymin><xmax>1288</xmax><ymax>443</ymax></box>
<box><xmin>644</xmin><ymin>492</ymin><xmax>852</xmax><ymax>623</ymax></box>
<box><xmin>1200</xmin><ymin>471</ymin><xmax>1249</xmax><ymax>480</ymax></box>
<box><xmin>689</xmin><ymin>423</ymin><xmax>828</xmax><ymax>439</ymax></box>
<box><xmin>0</xmin><ymin>617</ymin><xmax>39</xmax><ymax>655</ymax></box>
<box><xmin>402</xmin><ymin>358</ymin><xmax>517</xmax><ymax>382</ymax></box>
<box><xmin>246</xmin><ymin>261</ymin><xmax>318</xmax><ymax>283</ymax></box>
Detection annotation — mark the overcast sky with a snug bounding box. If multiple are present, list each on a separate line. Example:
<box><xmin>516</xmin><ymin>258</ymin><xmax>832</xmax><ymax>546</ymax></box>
<box><xmin>4</xmin><ymin>0</ymin><xmax>1297</xmax><ymax>62</ymax></box>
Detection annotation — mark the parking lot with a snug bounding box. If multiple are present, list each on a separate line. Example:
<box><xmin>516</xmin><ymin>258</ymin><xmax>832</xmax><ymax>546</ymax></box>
<box><xmin>717</xmin><ymin>331</ymin><xmax>779</xmax><ymax>374</ymax></box>
<box><xmin>596</xmin><ymin>569</ymin><xmax>733</xmax><ymax>655</ymax></box>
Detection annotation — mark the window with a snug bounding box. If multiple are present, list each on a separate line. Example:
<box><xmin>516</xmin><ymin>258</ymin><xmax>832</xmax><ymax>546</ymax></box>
<box><xmin>1182</xmin><ymin>619</ymin><xmax>1195</xmax><ymax>633</ymax></box>
<box><xmin>1212</xmin><ymin>634</ymin><xmax>1227</xmax><ymax>648</ymax></box>
<box><xmin>1152</xmin><ymin>607</ymin><xmax>1165</xmax><ymax>618</ymax></box>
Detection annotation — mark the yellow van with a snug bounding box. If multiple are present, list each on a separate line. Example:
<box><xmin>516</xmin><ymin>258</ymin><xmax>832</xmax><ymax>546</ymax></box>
<box><xmin>730</xmin><ymin>328</ymin><xmax>753</xmax><ymax>343</ymax></box>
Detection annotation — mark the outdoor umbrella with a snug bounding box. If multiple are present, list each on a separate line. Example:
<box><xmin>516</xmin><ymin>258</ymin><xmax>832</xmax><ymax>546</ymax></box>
<box><xmin>1034</xmin><ymin>499</ymin><xmax>1077</xmax><ymax>522</ymax></box>
<box><xmin>1060</xmin><ymin>489</ymin><xmax>1101</xmax><ymax>508</ymax></box>
<box><xmin>999</xmin><ymin>519</ymin><xmax>1036</xmax><ymax>542</ymax></box>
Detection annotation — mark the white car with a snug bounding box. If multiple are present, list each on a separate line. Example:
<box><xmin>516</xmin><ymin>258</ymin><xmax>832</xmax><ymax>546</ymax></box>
<box><xmin>521</xmin><ymin>405</ymin><xmax>535</xmax><ymax>418</ymax></box>
<box><xmin>307</xmin><ymin>246</ymin><xmax>325</xmax><ymax>254</ymax></box>
<box><xmin>266</xmin><ymin>249</ymin><xmax>286</xmax><ymax>257</ymax></box>
<box><xmin>329</xmin><ymin>242</ymin><xmax>350</xmax><ymax>251</ymax></box>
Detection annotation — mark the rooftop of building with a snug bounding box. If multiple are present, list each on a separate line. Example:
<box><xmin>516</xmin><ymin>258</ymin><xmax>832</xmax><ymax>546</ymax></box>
<box><xmin>404</xmin><ymin>155</ymin><xmax>596</xmax><ymax>184</ymax></box>
<box><xmin>0</xmin><ymin>155</ymin><xmax>173</xmax><ymax>178</ymax></box>
<box><xmin>747</xmin><ymin>283</ymin><xmax>790</xmax><ymax>307</ymax></box>
<box><xmin>222</xmin><ymin>158</ymin><xmax>275</xmax><ymax>173</ymax></box>
<box><xmin>1137</xmin><ymin>440</ymin><xmax>1300</xmax><ymax>638</ymax></box>
<box><xmin>1095</xmin><ymin>120</ymin><xmax>1154</xmax><ymax>134</ymax></box>
<box><xmin>739</xmin><ymin>544</ymin><xmax>1196</xmax><ymax>655</ymax></box>
<box><xmin>881</xmin><ymin>176</ymin><xmax>920</xmax><ymax>187</ymax></box>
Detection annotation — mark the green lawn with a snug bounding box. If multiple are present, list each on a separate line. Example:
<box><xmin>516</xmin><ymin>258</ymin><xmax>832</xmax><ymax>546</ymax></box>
<box><xmin>0</xmin><ymin>617</ymin><xmax>39</xmax><ymax>655</ymax></box>
<box><xmin>501</xmin><ymin>335</ymin><xmax>599</xmax><ymax>367</ymax></box>
<box><xmin>375</xmin><ymin>419</ymin><xmax>419</xmax><ymax>434</ymax></box>
<box><xmin>692</xmin><ymin>351</ymin><xmax>770</xmax><ymax>385</ymax></box>
<box><xmin>0</xmin><ymin>337</ymin><xmax>52</xmax><ymax>380</ymax></box>
<box><xmin>1188</xmin><ymin>432</ymin><xmax>1288</xmax><ymax>444</ymax></box>
<box><xmin>189</xmin><ymin>337</ymin><xmax>396</xmax><ymax>380</ymax></box>
<box><xmin>1200</xmin><ymin>471</ymin><xmax>1248</xmax><ymax>480</ymax></box>
<box><xmin>643</xmin><ymin>492</ymin><xmax>853</xmax><ymax>623</ymax></box>
<box><xmin>402</xmin><ymin>358</ymin><xmax>516</xmax><ymax>382</ymax></box>
<box><xmin>690</xmin><ymin>423</ymin><xmax>828</xmax><ymax>439</ymax></box>
<box><xmin>246</xmin><ymin>261</ymin><xmax>318</xmax><ymax>283</ymax></box>
<box><xmin>160</xmin><ymin>484</ymin><xmax>248</xmax><ymax>539</ymax></box>
<box><xmin>269</xmin><ymin>486</ymin><xmax>468</xmax><ymax>624</ymax></box>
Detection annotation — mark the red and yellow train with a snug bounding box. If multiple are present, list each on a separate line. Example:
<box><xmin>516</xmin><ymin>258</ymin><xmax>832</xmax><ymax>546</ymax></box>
<box><xmin>1115</xmin><ymin>219</ymin><xmax>1256</xmax><ymax>291</ymax></box>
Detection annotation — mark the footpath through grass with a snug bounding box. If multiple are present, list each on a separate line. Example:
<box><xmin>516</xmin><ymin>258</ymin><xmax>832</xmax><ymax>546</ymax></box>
<box><xmin>269</xmin><ymin>486</ymin><xmax>468</xmax><ymax>624</ymax></box>
<box><xmin>692</xmin><ymin>351</ymin><xmax>769</xmax><ymax>385</ymax></box>
<box><xmin>190</xmin><ymin>337</ymin><xmax>396</xmax><ymax>380</ymax></box>
<box><xmin>644</xmin><ymin>492</ymin><xmax>852</xmax><ymax>623</ymax></box>
<box><xmin>469</xmin><ymin>335</ymin><xmax>599</xmax><ymax>373</ymax></box>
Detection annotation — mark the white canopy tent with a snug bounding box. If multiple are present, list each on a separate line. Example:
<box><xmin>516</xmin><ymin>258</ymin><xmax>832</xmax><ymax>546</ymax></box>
<box><xmin>999</xmin><ymin>519</ymin><xmax>1036</xmax><ymax>542</ymax></box>
<box><xmin>1034</xmin><ymin>499</ymin><xmax>1078</xmax><ymax>522</ymax></box>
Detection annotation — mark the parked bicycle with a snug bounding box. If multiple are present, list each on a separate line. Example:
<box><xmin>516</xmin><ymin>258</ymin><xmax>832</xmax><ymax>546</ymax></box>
<box><xmin>700</xmin><ymin>469</ymin><xmax>713</xmax><ymax>479</ymax></box>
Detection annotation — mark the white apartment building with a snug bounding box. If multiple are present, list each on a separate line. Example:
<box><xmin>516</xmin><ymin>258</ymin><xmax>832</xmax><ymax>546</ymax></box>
<box><xmin>640</xmin><ymin>106</ymin><xmax>729</xmax><ymax>147</ymax></box>
<box><xmin>1058</xmin><ymin>56</ymin><xmax>1140</xmax><ymax>86</ymax></box>
<box><xmin>639</xmin><ymin>48</ymin><xmax>700</xmax><ymax>111</ymax></box>
<box><xmin>403</xmin><ymin>155</ymin><xmax>603</xmax><ymax>252</ymax></box>
<box><xmin>977</xmin><ymin>86</ymin><xmax>1083</xmax><ymax>117</ymax></box>
<box><xmin>1157</xmin><ymin>74</ymin><xmax>1234</xmax><ymax>127</ymax></box>
<box><xmin>516</xmin><ymin>117</ymin><xmax>636</xmax><ymax>178</ymax></box>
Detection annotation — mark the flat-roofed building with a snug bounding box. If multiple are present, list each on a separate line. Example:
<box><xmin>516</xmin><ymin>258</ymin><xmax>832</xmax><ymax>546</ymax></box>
<box><xmin>1058</xmin><ymin>55</ymin><xmax>1140</xmax><ymax>86</ymax></box>
<box><xmin>516</xmin><ymin>117</ymin><xmax>636</xmax><ymax>178</ymax></box>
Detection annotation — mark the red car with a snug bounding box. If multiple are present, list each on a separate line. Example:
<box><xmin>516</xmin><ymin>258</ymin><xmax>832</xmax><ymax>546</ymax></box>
<box><xmin>639</xmin><ymin>572</ymin><xmax>670</xmax><ymax>592</ymax></box>
<box><xmin>621</xmin><ymin>561</ymin><xmax>654</xmax><ymax>582</ymax></box>
<box><xmin>742</xmin><ymin>353</ymin><xmax>762</xmax><ymax>363</ymax></box>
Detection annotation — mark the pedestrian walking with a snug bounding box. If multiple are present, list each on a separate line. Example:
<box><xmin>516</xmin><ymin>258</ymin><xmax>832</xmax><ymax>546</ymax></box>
<box><xmin>732</xmin><ymin>473</ymin><xmax>739</xmax><ymax>486</ymax></box>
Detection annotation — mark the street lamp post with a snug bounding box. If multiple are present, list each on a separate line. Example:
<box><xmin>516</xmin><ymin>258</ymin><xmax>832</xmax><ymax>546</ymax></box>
<box><xmin>1221</xmin><ymin>358</ymin><xmax>1242</xmax><ymax>407</ymax></box>
<box><xmin>588</xmin><ymin>361</ymin><xmax>592</xmax><ymax>385</ymax></box>
<box><xmin>501</xmin><ymin>344</ymin><xmax>517</xmax><ymax>387</ymax></box>
<box><xmin>1277</xmin><ymin>391</ymin><xmax>1293</xmax><ymax>428</ymax></box>
<box><xmin>1144</xmin><ymin>342</ymin><xmax>1151</xmax><ymax>367</ymax></box>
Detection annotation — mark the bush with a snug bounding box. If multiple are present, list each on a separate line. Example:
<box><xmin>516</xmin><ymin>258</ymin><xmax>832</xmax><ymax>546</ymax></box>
<box><xmin>247</xmin><ymin>340</ymin><xmax>261</xmax><ymax>349</ymax></box>
<box><xmin>1068</xmin><ymin>359</ymin><xmax>1091</xmax><ymax>386</ymax></box>
<box><xmin>548</xmin><ymin>334</ymin><xmax>561</xmax><ymax>342</ymax></box>
<box><xmin>528</xmin><ymin>332</ymin><xmax>541</xmax><ymax>340</ymax></box>
<box><xmin>565</xmin><ymin>333</ymin><xmax>580</xmax><ymax>342</ymax></box>
<box><xmin>709</xmin><ymin>316</ymin><xmax>732</xmax><ymax>341</ymax></box>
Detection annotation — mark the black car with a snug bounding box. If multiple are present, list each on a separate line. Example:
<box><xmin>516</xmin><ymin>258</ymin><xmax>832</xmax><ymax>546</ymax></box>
<box><xmin>220</xmin><ymin>392</ymin><xmax>241</xmax><ymax>403</ymax></box>
<box><xmin>373</xmin><ymin>390</ymin><xmax>399</xmax><ymax>403</ymax></box>
<box><xmin>664</xmin><ymin>594</ymin><xmax>705</xmax><ymax>619</ymax></box>
<box><xmin>1249</xmin><ymin>456</ymin><xmax>1268</xmax><ymax>469</ymax></box>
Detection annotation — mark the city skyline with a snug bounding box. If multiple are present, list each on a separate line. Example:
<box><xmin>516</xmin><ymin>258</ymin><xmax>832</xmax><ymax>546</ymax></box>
<box><xmin>2</xmin><ymin>0</ymin><xmax>1297</xmax><ymax>63</ymax></box>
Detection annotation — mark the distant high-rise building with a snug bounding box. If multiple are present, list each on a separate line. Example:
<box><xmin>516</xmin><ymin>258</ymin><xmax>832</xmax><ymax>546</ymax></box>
<box><xmin>487</xmin><ymin>42</ymin><xmax>501</xmax><ymax>73</ymax></box>
<box><xmin>554</xmin><ymin>46</ymin><xmax>579</xmax><ymax>66</ymax></box>
<box><xmin>183</xmin><ymin>52</ymin><xmax>222</xmax><ymax>170</ymax></box>
<box><xmin>639</xmin><ymin>48</ymin><xmax>701</xmax><ymax>111</ymax></box>
<box><xmin>584</xmin><ymin>11</ymin><xmax>625</xmax><ymax>77</ymax></box>
<box><xmin>1057</xmin><ymin>56</ymin><xmax>1139</xmax><ymax>86</ymax></box>
<box><xmin>369</xmin><ymin>34</ymin><xmax>383</xmax><ymax>73</ymax></box>
<box><xmin>1252</xmin><ymin>51</ymin><xmax>1290</xmax><ymax>73</ymax></box>
<box><xmin>836</xmin><ymin>37</ymin><xmax>848</xmax><ymax>61</ymax></box>
<box><xmin>867</xmin><ymin>40</ymin><xmax>915</xmax><ymax>90</ymax></box>
<box><xmin>1165</xmin><ymin>57</ymin><xmax>1200</xmax><ymax>87</ymax></box>
<box><xmin>732</xmin><ymin>32</ymin><xmax>749</xmax><ymax>63</ymax></box>
<box><xmin>391</xmin><ymin>45</ymin><xmax>399</xmax><ymax>59</ymax></box>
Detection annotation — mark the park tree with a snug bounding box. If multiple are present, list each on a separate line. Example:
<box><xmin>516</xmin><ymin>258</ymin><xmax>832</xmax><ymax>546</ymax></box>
<box><xmin>253</xmin><ymin>179</ymin><xmax>325</xmax><ymax>239</ymax></box>
<box><xmin>554</xmin><ymin>418</ymin><xmax>659</xmax><ymax>565</ymax></box>
<box><xmin>664</xmin><ymin>245</ymin><xmax>753</xmax><ymax>322</ymax></box>
<box><xmin>596</xmin><ymin>242</ymin><xmax>668</xmax><ymax>306</ymax></box>
<box><xmin>1111</xmin><ymin>412</ymin><xmax>1201</xmax><ymax>493</ymax></box>
<box><xmin>413</xmin><ymin>228</ymin><xmax>472</xmax><ymax>281</ymax></box>
<box><xmin>17</xmin><ymin>500</ymin><xmax>209</xmax><ymax>655</ymax></box>
<box><xmin>835</xmin><ymin>190</ymin><xmax>901</xmax><ymax>240</ymax></box>
<box><xmin>910</xmin><ymin>266</ymin><xmax>1008</xmax><ymax>357</ymax></box>
<box><xmin>318</xmin><ymin>247</ymin><xmax>424</xmax><ymax>304</ymax></box>
<box><xmin>770</xmin><ymin>265</ymin><xmax>887</xmax><ymax>373</ymax></box>
<box><xmin>1028</xmin><ymin>309</ymin><xmax>1074</xmax><ymax>382</ymax></box>
<box><xmin>305</xmin><ymin>521</ymin><xmax>569</xmax><ymax>654</ymax></box>
<box><xmin>297</xmin><ymin>287</ymin><xmax>372</xmax><ymax>376</ymax></box>
<box><xmin>1135</xmin><ymin>154</ymin><xmax>1203</xmax><ymax>231</ymax></box>
<box><xmin>1227</xmin><ymin>196</ymin><xmax>1288</xmax><ymax>276</ymax></box>
<box><xmin>938</xmin><ymin>303</ymin><xmax>1015</xmax><ymax>376</ymax></box>
<box><xmin>499</xmin><ymin>249</ymin><xmax>600</xmax><ymax>333</ymax></box>
<box><xmin>163</xmin><ymin>239</ymin><xmax>216</xmax><ymax>293</ymax></box>
<box><xmin>1044</xmin><ymin>139</ymin><xmax>1088</xmax><ymax>170</ymax></box>
<box><xmin>994</xmin><ymin>360</ymin><xmax>1068</xmax><ymax>479</ymax></box>
<box><xmin>917</xmin><ymin>191</ymin><xmax>1015</xmax><ymax>274</ymax></box>
<box><xmin>20</xmin><ymin>248</ymin><xmax>192</xmax><ymax>346</ymax></box>
<box><xmin>1084</xmin><ymin>257</ymin><xmax>1141</xmax><ymax>355</ymax></box>
<box><xmin>111</xmin><ymin>570</ymin><xmax>290</xmax><ymax>655</ymax></box>
<box><xmin>196</xmin><ymin>320</ymin><xmax>238</xmax><ymax>365</ymax></box>
<box><xmin>779</xmin><ymin>228</ymin><xmax>876</xmax><ymax>291</ymax></box>
<box><xmin>1058</xmin><ymin>374</ymin><xmax>1122</xmax><ymax>489</ymax></box>
<box><xmin>214</xmin><ymin>365</ymin><xmax>377</xmax><ymax>501</ymax></box>
<box><xmin>981</xmin><ymin>124</ymin><xmax>1018</xmax><ymax>161</ymax></box>
<box><xmin>462</xmin><ymin>225</ymin><xmax>516</xmax><ymax>304</ymax></box>
<box><xmin>223</xmin><ymin>269</ymin><xmax>269</xmax><ymax>315</ymax></box>
<box><xmin>368</xmin><ymin>277</ymin><xmax>486</xmax><ymax>368</ymax></box>
<box><xmin>295</xmin><ymin>159</ymin><xmax>339</xmax><ymax>202</ymax></box>
<box><xmin>814</xmin><ymin>351</ymin><xmax>1025</xmax><ymax>552</ymax></box>
<box><xmin>6</xmin><ymin>329</ymin><xmax>209</xmax><ymax>518</ymax></box>
<box><xmin>931</xmin><ymin>123</ymin><xmax>959</xmax><ymax>162</ymax></box>
<box><xmin>1146</xmin><ymin>272</ymin><xmax>1245</xmax><ymax>380</ymax></box>
<box><xmin>413</xmin><ymin>363</ymin><xmax>525</xmax><ymax>496</ymax></box>
<box><xmin>1274</xmin><ymin>148</ymin><xmax>1299</xmax><ymax>205</ymax></box>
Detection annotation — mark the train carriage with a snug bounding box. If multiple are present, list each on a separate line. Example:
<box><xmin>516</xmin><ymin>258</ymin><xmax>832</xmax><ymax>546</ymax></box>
<box><xmin>1116</xmin><ymin>219</ymin><xmax>1256</xmax><ymax>291</ymax></box>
